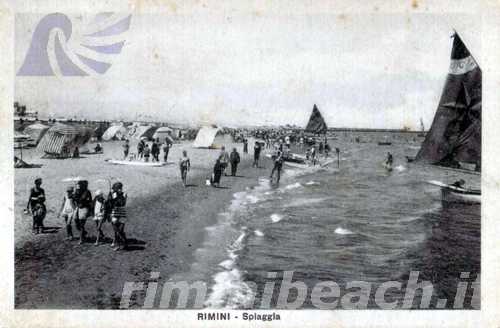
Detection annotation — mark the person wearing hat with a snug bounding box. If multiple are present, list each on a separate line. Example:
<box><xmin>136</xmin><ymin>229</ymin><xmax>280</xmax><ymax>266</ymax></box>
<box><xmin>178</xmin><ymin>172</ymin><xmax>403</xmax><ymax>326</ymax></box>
<box><xmin>26</xmin><ymin>178</ymin><xmax>46</xmax><ymax>234</ymax></box>
<box><xmin>58</xmin><ymin>185</ymin><xmax>76</xmax><ymax>240</ymax></box>
<box><xmin>92</xmin><ymin>190</ymin><xmax>106</xmax><ymax>245</ymax></box>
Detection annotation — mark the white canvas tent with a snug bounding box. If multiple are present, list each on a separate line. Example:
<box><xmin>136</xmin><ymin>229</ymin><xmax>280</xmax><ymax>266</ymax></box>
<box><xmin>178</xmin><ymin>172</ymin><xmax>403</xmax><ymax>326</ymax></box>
<box><xmin>102</xmin><ymin>125</ymin><xmax>128</xmax><ymax>141</ymax></box>
<box><xmin>152</xmin><ymin>127</ymin><xmax>174</xmax><ymax>143</ymax></box>
<box><xmin>193</xmin><ymin>126</ymin><xmax>234</xmax><ymax>148</ymax></box>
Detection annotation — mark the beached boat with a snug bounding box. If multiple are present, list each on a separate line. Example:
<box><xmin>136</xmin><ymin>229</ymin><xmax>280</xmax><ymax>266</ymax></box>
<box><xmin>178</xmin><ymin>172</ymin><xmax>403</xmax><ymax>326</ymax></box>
<box><xmin>427</xmin><ymin>180</ymin><xmax>480</xmax><ymax>204</ymax></box>
<box><xmin>105</xmin><ymin>159</ymin><xmax>166</xmax><ymax>167</ymax></box>
<box><xmin>284</xmin><ymin>158</ymin><xmax>335</xmax><ymax>169</ymax></box>
<box><xmin>414</xmin><ymin>32</ymin><xmax>481</xmax><ymax>204</ymax></box>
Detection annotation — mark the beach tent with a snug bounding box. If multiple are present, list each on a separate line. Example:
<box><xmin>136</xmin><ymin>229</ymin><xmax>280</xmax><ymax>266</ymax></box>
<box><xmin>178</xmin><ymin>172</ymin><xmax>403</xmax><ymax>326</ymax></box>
<box><xmin>23</xmin><ymin>123</ymin><xmax>49</xmax><ymax>145</ymax></box>
<box><xmin>193</xmin><ymin>126</ymin><xmax>234</xmax><ymax>148</ymax></box>
<box><xmin>102</xmin><ymin>124</ymin><xmax>128</xmax><ymax>141</ymax></box>
<box><xmin>130</xmin><ymin>125</ymin><xmax>156</xmax><ymax>140</ymax></box>
<box><xmin>92</xmin><ymin>124</ymin><xmax>108</xmax><ymax>140</ymax></box>
<box><xmin>37</xmin><ymin>123</ymin><xmax>92</xmax><ymax>157</ymax></box>
<box><xmin>152</xmin><ymin>126</ymin><xmax>174</xmax><ymax>143</ymax></box>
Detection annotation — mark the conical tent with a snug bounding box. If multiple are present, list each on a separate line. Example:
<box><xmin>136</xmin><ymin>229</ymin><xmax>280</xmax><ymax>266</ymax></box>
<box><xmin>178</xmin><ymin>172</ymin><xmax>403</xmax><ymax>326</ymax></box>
<box><xmin>415</xmin><ymin>33</ymin><xmax>481</xmax><ymax>171</ymax></box>
<box><xmin>193</xmin><ymin>126</ymin><xmax>220</xmax><ymax>148</ymax></box>
<box><xmin>193</xmin><ymin>126</ymin><xmax>233</xmax><ymax>148</ymax></box>
<box><xmin>305</xmin><ymin>104</ymin><xmax>328</xmax><ymax>134</ymax></box>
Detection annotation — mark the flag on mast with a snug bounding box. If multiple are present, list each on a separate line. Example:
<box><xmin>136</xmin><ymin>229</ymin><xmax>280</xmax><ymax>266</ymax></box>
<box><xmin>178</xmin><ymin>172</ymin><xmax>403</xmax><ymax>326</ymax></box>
<box><xmin>415</xmin><ymin>32</ymin><xmax>481</xmax><ymax>171</ymax></box>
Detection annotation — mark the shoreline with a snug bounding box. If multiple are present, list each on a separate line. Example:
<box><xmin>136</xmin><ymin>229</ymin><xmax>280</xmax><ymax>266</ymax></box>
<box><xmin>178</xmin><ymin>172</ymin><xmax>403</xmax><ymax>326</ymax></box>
<box><xmin>15</xmin><ymin>142</ymin><xmax>271</xmax><ymax>309</ymax></box>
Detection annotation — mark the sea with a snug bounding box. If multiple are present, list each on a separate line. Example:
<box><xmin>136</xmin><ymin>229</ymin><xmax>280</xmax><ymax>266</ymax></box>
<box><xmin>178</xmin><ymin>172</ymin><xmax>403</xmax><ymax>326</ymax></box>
<box><xmin>172</xmin><ymin>133</ymin><xmax>480</xmax><ymax>310</ymax></box>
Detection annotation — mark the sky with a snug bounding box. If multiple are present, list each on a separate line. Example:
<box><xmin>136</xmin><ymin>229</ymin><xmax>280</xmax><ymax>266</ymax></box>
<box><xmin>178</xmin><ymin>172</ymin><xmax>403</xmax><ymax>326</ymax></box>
<box><xmin>14</xmin><ymin>10</ymin><xmax>481</xmax><ymax>129</ymax></box>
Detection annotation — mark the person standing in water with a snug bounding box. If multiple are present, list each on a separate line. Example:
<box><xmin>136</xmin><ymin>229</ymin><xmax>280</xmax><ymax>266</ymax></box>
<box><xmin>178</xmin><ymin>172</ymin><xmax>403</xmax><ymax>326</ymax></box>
<box><xmin>230</xmin><ymin>148</ymin><xmax>241</xmax><ymax>176</ymax></box>
<box><xmin>310</xmin><ymin>145</ymin><xmax>317</xmax><ymax>165</ymax></box>
<box><xmin>179</xmin><ymin>150</ymin><xmax>191</xmax><ymax>187</ymax></box>
<box><xmin>270</xmin><ymin>149</ymin><xmax>284</xmax><ymax>183</ymax></box>
<box><xmin>26</xmin><ymin>178</ymin><xmax>46</xmax><ymax>234</ymax></box>
<box><xmin>385</xmin><ymin>152</ymin><xmax>393</xmax><ymax>170</ymax></box>
<box><xmin>58</xmin><ymin>185</ymin><xmax>76</xmax><ymax>240</ymax></box>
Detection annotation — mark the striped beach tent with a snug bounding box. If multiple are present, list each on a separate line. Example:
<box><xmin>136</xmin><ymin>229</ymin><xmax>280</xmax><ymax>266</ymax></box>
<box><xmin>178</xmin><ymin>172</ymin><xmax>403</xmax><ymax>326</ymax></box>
<box><xmin>37</xmin><ymin>123</ymin><xmax>92</xmax><ymax>157</ymax></box>
<box><xmin>23</xmin><ymin>123</ymin><xmax>49</xmax><ymax>145</ymax></box>
<box><xmin>130</xmin><ymin>125</ymin><xmax>156</xmax><ymax>140</ymax></box>
<box><xmin>152</xmin><ymin>126</ymin><xmax>174</xmax><ymax>142</ymax></box>
<box><xmin>102</xmin><ymin>124</ymin><xmax>128</xmax><ymax>141</ymax></box>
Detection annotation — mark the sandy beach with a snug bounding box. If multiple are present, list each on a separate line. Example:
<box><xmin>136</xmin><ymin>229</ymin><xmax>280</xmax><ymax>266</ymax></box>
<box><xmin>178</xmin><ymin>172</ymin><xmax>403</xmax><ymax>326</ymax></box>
<box><xmin>15</xmin><ymin>140</ymin><xmax>270</xmax><ymax>308</ymax></box>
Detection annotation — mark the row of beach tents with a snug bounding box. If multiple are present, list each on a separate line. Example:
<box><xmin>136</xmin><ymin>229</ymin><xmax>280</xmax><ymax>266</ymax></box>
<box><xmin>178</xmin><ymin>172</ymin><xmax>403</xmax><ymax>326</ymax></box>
<box><xmin>19</xmin><ymin>122</ymin><xmax>235</xmax><ymax>157</ymax></box>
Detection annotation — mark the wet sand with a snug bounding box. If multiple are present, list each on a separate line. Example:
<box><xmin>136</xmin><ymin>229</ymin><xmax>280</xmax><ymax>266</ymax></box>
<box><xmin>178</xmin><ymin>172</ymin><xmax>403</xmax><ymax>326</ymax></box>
<box><xmin>15</xmin><ymin>140</ymin><xmax>270</xmax><ymax>308</ymax></box>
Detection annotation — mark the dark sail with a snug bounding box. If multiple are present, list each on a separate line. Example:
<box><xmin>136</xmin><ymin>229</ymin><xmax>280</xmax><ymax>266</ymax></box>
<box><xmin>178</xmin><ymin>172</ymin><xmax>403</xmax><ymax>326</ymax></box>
<box><xmin>415</xmin><ymin>33</ymin><xmax>481</xmax><ymax>171</ymax></box>
<box><xmin>305</xmin><ymin>104</ymin><xmax>328</xmax><ymax>134</ymax></box>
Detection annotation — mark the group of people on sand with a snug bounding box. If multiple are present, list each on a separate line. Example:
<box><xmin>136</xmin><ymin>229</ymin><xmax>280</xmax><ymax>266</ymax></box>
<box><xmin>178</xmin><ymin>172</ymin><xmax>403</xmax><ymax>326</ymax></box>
<box><xmin>26</xmin><ymin>178</ymin><xmax>129</xmax><ymax>251</ymax></box>
<box><xmin>176</xmin><ymin>145</ymin><xmax>244</xmax><ymax>188</ymax></box>
<box><xmin>210</xmin><ymin>146</ymin><xmax>241</xmax><ymax>187</ymax></box>
<box><xmin>123</xmin><ymin>138</ymin><xmax>172</xmax><ymax>162</ymax></box>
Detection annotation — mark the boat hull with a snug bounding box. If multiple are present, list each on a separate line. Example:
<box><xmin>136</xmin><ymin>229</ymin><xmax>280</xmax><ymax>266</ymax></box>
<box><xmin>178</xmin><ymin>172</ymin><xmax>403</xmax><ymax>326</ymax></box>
<box><xmin>441</xmin><ymin>188</ymin><xmax>481</xmax><ymax>204</ymax></box>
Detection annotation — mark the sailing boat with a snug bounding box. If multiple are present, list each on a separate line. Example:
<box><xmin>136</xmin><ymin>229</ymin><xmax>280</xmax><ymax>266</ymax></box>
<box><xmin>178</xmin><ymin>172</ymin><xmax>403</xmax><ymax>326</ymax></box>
<box><xmin>305</xmin><ymin>104</ymin><xmax>328</xmax><ymax>135</ymax></box>
<box><xmin>270</xmin><ymin>104</ymin><xmax>333</xmax><ymax>168</ymax></box>
<box><xmin>415</xmin><ymin>32</ymin><xmax>481</xmax><ymax>204</ymax></box>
